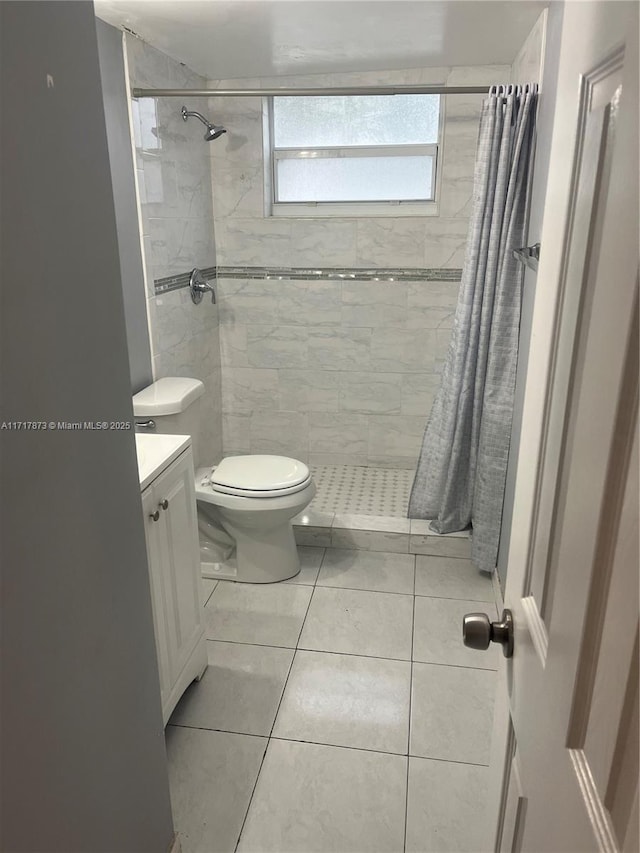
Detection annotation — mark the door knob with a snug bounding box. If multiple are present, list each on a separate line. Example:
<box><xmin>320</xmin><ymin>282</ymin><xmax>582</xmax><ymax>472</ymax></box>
<box><xmin>463</xmin><ymin>609</ymin><xmax>514</xmax><ymax>658</ymax></box>
<box><xmin>159</xmin><ymin>499</ymin><xmax>169</xmax><ymax>510</ymax></box>
<box><xmin>149</xmin><ymin>509</ymin><xmax>160</xmax><ymax>522</ymax></box>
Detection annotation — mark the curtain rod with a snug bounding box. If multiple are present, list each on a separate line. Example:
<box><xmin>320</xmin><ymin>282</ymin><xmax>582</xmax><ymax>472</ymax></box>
<box><xmin>131</xmin><ymin>85</ymin><xmax>489</xmax><ymax>98</ymax></box>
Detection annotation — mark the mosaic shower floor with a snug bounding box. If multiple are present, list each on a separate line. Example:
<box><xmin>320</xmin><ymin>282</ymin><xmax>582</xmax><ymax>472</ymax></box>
<box><xmin>308</xmin><ymin>465</ymin><xmax>414</xmax><ymax>518</ymax></box>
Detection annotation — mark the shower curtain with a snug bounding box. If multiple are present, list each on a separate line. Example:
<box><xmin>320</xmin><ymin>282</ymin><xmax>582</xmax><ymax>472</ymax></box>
<box><xmin>409</xmin><ymin>84</ymin><xmax>538</xmax><ymax>573</ymax></box>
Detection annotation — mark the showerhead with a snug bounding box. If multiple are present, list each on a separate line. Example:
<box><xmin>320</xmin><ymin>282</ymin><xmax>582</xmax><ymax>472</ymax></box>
<box><xmin>204</xmin><ymin>124</ymin><xmax>227</xmax><ymax>141</ymax></box>
<box><xmin>181</xmin><ymin>106</ymin><xmax>226</xmax><ymax>142</ymax></box>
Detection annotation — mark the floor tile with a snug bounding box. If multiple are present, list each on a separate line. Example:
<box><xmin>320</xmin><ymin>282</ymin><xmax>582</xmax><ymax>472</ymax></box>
<box><xmin>283</xmin><ymin>546</ymin><xmax>325</xmax><ymax>586</ymax></box>
<box><xmin>410</xmin><ymin>663</ymin><xmax>496</xmax><ymax>764</ymax></box>
<box><xmin>299</xmin><ymin>586</ymin><xmax>414</xmax><ymax>660</ymax></box>
<box><xmin>200</xmin><ymin>578</ymin><xmax>218</xmax><ymax>606</ymax></box>
<box><xmin>237</xmin><ymin>739</ymin><xmax>407</xmax><ymax>852</ymax></box>
<box><xmin>170</xmin><ymin>641</ymin><xmax>294</xmax><ymax>736</ymax></box>
<box><xmin>308</xmin><ymin>464</ymin><xmax>413</xmax><ymax>518</ymax></box>
<box><xmin>415</xmin><ymin>555</ymin><xmax>494</xmax><ymax>602</ymax></box>
<box><xmin>165</xmin><ymin>726</ymin><xmax>267</xmax><ymax>853</ymax></box>
<box><xmin>205</xmin><ymin>582</ymin><xmax>312</xmax><ymax>648</ymax></box>
<box><xmin>273</xmin><ymin>650</ymin><xmax>411</xmax><ymax>754</ymax></box>
<box><xmin>317</xmin><ymin>548</ymin><xmax>415</xmax><ymax>594</ymax></box>
<box><xmin>406</xmin><ymin>757</ymin><xmax>490</xmax><ymax>852</ymax></box>
<box><xmin>413</xmin><ymin>596</ymin><xmax>499</xmax><ymax>669</ymax></box>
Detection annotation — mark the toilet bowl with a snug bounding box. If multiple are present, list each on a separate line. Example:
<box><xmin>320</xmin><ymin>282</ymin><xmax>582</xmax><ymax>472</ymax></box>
<box><xmin>132</xmin><ymin>377</ymin><xmax>315</xmax><ymax>583</ymax></box>
<box><xmin>196</xmin><ymin>455</ymin><xmax>316</xmax><ymax>583</ymax></box>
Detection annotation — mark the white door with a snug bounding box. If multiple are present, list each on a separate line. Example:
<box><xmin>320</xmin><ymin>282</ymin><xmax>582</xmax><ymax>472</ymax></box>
<box><xmin>483</xmin><ymin>3</ymin><xmax>639</xmax><ymax>850</ymax></box>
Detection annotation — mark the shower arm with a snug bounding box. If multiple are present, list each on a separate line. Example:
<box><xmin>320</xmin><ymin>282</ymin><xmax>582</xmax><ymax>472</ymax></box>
<box><xmin>181</xmin><ymin>106</ymin><xmax>210</xmax><ymax>127</ymax></box>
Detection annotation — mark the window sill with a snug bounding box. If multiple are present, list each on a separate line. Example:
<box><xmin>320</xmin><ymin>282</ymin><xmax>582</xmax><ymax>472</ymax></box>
<box><xmin>270</xmin><ymin>202</ymin><xmax>440</xmax><ymax>218</ymax></box>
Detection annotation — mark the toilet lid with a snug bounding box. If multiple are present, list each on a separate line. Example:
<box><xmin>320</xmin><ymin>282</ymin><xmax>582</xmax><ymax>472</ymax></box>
<box><xmin>210</xmin><ymin>455</ymin><xmax>310</xmax><ymax>493</ymax></box>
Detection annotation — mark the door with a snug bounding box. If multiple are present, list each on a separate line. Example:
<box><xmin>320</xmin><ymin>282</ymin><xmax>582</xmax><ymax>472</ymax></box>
<box><xmin>484</xmin><ymin>3</ymin><xmax>639</xmax><ymax>851</ymax></box>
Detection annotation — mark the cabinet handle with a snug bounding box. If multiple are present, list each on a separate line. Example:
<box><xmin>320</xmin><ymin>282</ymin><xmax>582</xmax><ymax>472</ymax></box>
<box><xmin>149</xmin><ymin>509</ymin><xmax>160</xmax><ymax>522</ymax></box>
<box><xmin>160</xmin><ymin>499</ymin><xmax>169</xmax><ymax>511</ymax></box>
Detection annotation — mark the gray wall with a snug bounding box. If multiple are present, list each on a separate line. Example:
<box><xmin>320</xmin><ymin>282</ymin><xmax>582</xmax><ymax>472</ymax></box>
<box><xmin>0</xmin><ymin>3</ymin><xmax>174</xmax><ymax>850</ymax></box>
<box><xmin>96</xmin><ymin>18</ymin><xmax>153</xmax><ymax>393</ymax></box>
<box><xmin>497</xmin><ymin>2</ymin><xmax>565</xmax><ymax>585</ymax></box>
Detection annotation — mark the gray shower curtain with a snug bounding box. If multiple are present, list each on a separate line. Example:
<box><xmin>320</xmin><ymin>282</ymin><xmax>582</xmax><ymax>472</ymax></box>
<box><xmin>409</xmin><ymin>84</ymin><xmax>537</xmax><ymax>572</ymax></box>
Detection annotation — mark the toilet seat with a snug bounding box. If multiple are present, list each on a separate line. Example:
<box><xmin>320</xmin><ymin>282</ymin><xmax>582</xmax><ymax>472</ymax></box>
<box><xmin>207</xmin><ymin>455</ymin><xmax>312</xmax><ymax>498</ymax></box>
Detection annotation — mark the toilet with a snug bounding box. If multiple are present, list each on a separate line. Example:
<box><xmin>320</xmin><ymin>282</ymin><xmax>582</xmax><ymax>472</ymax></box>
<box><xmin>133</xmin><ymin>377</ymin><xmax>315</xmax><ymax>583</ymax></box>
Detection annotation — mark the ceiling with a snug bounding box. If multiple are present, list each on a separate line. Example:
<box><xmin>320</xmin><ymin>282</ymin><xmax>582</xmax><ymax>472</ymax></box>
<box><xmin>95</xmin><ymin>1</ymin><xmax>548</xmax><ymax>80</ymax></box>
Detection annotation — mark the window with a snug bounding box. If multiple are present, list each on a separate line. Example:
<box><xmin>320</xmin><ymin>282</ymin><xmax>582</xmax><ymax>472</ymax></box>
<box><xmin>269</xmin><ymin>94</ymin><xmax>441</xmax><ymax>216</ymax></box>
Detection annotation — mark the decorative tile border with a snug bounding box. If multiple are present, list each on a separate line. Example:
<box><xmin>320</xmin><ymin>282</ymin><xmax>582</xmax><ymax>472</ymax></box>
<box><xmin>217</xmin><ymin>265</ymin><xmax>463</xmax><ymax>283</ymax></box>
<box><xmin>154</xmin><ymin>264</ymin><xmax>463</xmax><ymax>294</ymax></box>
<box><xmin>154</xmin><ymin>266</ymin><xmax>217</xmax><ymax>295</ymax></box>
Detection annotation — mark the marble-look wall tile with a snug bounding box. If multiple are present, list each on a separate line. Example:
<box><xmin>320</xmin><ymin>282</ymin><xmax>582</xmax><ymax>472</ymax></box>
<box><xmin>246</xmin><ymin>325</ymin><xmax>308</xmax><ymax>368</ymax></box>
<box><xmin>355</xmin><ymin>219</ymin><xmax>426</xmax><ymax>268</ymax></box>
<box><xmin>250</xmin><ymin>410</ymin><xmax>309</xmax><ymax>460</ymax></box>
<box><xmin>401</xmin><ymin>374</ymin><xmax>442</xmax><ymax>417</ymax></box>
<box><xmin>368</xmin><ymin>416</ymin><xmax>426</xmax><ymax>463</ymax></box>
<box><xmin>222</xmin><ymin>367</ymin><xmax>279</xmax><ymax>414</ymax></box>
<box><xmin>341</xmin><ymin>281</ymin><xmax>407</xmax><ymax>328</ymax></box>
<box><xmin>406</xmin><ymin>281</ymin><xmax>458</xmax><ymax>330</ymax></box>
<box><xmin>289</xmin><ymin>220</ymin><xmax>358</xmax><ymax>268</ymax></box>
<box><xmin>308</xmin><ymin>327</ymin><xmax>371</xmax><ymax>371</ymax></box>
<box><xmin>128</xmin><ymin>36</ymin><xmax>222</xmax><ymax>470</ymax></box>
<box><xmin>222</xmin><ymin>413</ymin><xmax>251</xmax><ymax>453</ymax></box>
<box><xmin>146</xmin><ymin>217</ymin><xmax>215</xmax><ymax>281</ymax></box>
<box><xmin>278</xmin><ymin>370</ymin><xmax>341</xmax><ymax>413</ymax></box>
<box><xmin>219</xmin><ymin>321</ymin><xmax>249</xmax><ymax>367</ymax></box>
<box><xmin>156</xmin><ymin>327</ymin><xmax>218</xmax><ymax>382</ymax></box>
<box><xmin>340</xmin><ymin>373</ymin><xmax>402</xmax><ymax>415</ymax></box>
<box><xmin>216</xmin><ymin>219</ymin><xmax>292</xmax><ymax>266</ymax></box>
<box><xmin>277</xmin><ymin>281</ymin><xmax>342</xmax><ymax>327</ymax></box>
<box><xmin>217</xmin><ymin>279</ymin><xmax>279</xmax><ymax>325</ymax></box>
<box><xmin>309</xmin><ymin>413</ymin><xmax>369</xmax><ymax>457</ymax></box>
<box><xmin>212</xmin><ymin>159</ymin><xmax>265</xmax><ymax>221</ymax></box>
<box><xmin>422</xmin><ymin>219</ymin><xmax>469</xmax><ymax>269</ymax></box>
<box><xmin>149</xmin><ymin>288</ymin><xmax>214</xmax><ymax>353</ymax></box>
<box><xmin>370</xmin><ymin>328</ymin><xmax>439</xmax><ymax>373</ymax></box>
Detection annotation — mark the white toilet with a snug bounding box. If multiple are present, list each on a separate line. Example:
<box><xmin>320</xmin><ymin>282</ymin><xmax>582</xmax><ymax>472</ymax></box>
<box><xmin>133</xmin><ymin>377</ymin><xmax>315</xmax><ymax>583</ymax></box>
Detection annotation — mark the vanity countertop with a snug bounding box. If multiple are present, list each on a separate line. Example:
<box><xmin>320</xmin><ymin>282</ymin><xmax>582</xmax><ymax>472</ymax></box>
<box><xmin>135</xmin><ymin>433</ymin><xmax>191</xmax><ymax>491</ymax></box>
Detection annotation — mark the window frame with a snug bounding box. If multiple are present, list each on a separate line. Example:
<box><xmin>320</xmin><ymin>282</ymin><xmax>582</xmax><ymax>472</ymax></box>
<box><xmin>265</xmin><ymin>95</ymin><xmax>444</xmax><ymax>218</ymax></box>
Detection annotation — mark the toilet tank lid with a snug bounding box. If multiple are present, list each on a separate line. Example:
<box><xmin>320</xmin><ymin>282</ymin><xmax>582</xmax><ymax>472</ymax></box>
<box><xmin>133</xmin><ymin>377</ymin><xmax>205</xmax><ymax>416</ymax></box>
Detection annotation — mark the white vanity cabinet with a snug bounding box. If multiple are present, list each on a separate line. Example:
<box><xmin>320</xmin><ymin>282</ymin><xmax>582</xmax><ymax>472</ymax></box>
<box><xmin>138</xmin><ymin>437</ymin><xmax>207</xmax><ymax>725</ymax></box>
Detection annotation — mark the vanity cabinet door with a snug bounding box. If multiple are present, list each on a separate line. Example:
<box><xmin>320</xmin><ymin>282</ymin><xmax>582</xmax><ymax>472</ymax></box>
<box><xmin>151</xmin><ymin>449</ymin><xmax>204</xmax><ymax>687</ymax></box>
<box><xmin>141</xmin><ymin>484</ymin><xmax>173</xmax><ymax>711</ymax></box>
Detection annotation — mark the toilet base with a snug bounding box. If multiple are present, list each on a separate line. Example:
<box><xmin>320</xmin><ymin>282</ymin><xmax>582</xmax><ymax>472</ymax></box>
<box><xmin>211</xmin><ymin>519</ymin><xmax>301</xmax><ymax>583</ymax></box>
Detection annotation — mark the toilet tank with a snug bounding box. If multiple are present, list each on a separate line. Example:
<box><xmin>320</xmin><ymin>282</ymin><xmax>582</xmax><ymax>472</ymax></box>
<box><xmin>133</xmin><ymin>377</ymin><xmax>206</xmax><ymax>467</ymax></box>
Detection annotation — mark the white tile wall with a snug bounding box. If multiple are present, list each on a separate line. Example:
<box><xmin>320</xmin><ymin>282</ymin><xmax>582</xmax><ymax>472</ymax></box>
<box><xmin>127</xmin><ymin>46</ymin><xmax>511</xmax><ymax>470</ymax></box>
<box><xmin>206</xmin><ymin>65</ymin><xmax>515</xmax><ymax>466</ymax></box>
<box><xmin>127</xmin><ymin>36</ymin><xmax>222</xmax><ymax>466</ymax></box>
<box><xmin>216</xmin><ymin>276</ymin><xmax>459</xmax><ymax>466</ymax></box>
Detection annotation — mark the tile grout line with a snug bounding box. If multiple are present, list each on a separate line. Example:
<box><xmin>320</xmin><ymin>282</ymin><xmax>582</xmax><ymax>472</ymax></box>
<box><xmin>404</xmin><ymin>554</ymin><xmax>417</xmax><ymax>853</ymax></box>
<box><xmin>232</xmin><ymin>550</ymin><xmax>323</xmax><ymax>853</ymax></box>
<box><xmin>166</xmin><ymin>722</ymin><xmax>491</xmax><ymax>768</ymax></box>
<box><xmin>201</xmin><ymin>634</ymin><xmax>497</xmax><ymax>671</ymax></box>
